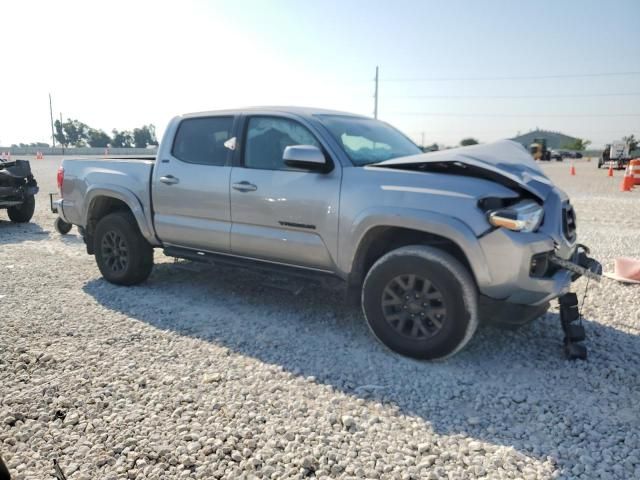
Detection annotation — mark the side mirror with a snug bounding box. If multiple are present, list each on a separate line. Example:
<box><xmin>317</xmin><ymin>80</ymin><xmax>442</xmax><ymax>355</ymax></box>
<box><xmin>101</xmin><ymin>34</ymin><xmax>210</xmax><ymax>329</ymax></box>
<box><xmin>283</xmin><ymin>145</ymin><xmax>328</xmax><ymax>171</ymax></box>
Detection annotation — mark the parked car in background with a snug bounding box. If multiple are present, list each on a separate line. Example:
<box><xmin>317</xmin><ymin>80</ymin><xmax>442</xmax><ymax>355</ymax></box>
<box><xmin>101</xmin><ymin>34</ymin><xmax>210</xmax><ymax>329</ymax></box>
<box><xmin>550</xmin><ymin>150</ymin><xmax>563</xmax><ymax>161</ymax></box>
<box><xmin>562</xmin><ymin>151</ymin><xmax>582</xmax><ymax>159</ymax></box>
<box><xmin>52</xmin><ymin>107</ymin><xmax>598</xmax><ymax>359</ymax></box>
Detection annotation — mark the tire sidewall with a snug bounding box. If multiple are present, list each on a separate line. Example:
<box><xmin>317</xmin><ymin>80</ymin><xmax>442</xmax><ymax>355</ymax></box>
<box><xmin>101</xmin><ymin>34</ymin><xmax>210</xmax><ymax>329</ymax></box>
<box><xmin>54</xmin><ymin>217</ymin><xmax>73</xmax><ymax>235</ymax></box>
<box><xmin>94</xmin><ymin>212</ymin><xmax>152</xmax><ymax>285</ymax></box>
<box><xmin>7</xmin><ymin>195</ymin><xmax>35</xmax><ymax>223</ymax></box>
<box><xmin>362</xmin><ymin>247</ymin><xmax>475</xmax><ymax>360</ymax></box>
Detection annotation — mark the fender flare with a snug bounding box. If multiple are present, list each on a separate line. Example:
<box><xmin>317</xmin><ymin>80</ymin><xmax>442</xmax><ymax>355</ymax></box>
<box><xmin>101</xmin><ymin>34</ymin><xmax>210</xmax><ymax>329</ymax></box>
<box><xmin>83</xmin><ymin>185</ymin><xmax>159</xmax><ymax>245</ymax></box>
<box><xmin>344</xmin><ymin>207</ymin><xmax>492</xmax><ymax>287</ymax></box>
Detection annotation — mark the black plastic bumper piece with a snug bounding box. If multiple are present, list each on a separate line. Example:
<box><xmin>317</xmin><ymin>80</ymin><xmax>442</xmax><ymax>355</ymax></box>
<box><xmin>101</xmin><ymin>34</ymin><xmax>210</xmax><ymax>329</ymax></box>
<box><xmin>558</xmin><ymin>292</ymin><xmax>587</xmax><ymax>360</ymax></box>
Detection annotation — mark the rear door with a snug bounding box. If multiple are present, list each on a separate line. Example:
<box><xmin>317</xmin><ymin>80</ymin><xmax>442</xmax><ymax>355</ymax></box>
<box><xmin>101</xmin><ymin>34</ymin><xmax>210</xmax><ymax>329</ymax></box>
<box><xmin>152</xmin><ymin>115</ymin><xmax>236</xmax><ymax>252</ymax></box>
<box><xmin>229</xmin><ymin>115</ymin><xmax>341</xmax><ymax>270</ymax></box>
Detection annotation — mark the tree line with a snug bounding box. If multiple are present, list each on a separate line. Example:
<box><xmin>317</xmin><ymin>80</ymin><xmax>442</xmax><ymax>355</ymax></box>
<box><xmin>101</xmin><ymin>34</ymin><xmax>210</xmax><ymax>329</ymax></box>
<box><xmin>53</xmin><ymin>119</ymin><xmax>159</xmax><ymax>148</ymax></box>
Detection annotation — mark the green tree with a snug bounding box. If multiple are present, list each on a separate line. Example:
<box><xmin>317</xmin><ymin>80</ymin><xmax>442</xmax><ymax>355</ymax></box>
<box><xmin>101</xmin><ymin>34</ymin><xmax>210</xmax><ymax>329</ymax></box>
<box><xmin>460</xmin><ymin>138</ymin><xmax>479</xmax><ymax>146</ymax></box>
<box><xmin>562</xmin><ymin>138</ymin><xmax>591</xmax><ymax>151</ymax></box>
<box><xmin>55</xmin><ymin>119</ymin><xmax>89</xmax><ymax>147</ymax></box>
<box><xmin>87</xmin><ymin>128</ymin><xmax>111</xmax><ymax>148</ymax></box>
<box><xmin>132</xmin><ymin>124</ymin><xmax>159</xmax><ymax>148</ymax></box>
<box><xmin>111</xmin><ymin>129</ymin><xmax>134</xmax><ymax>148</ymax></box>
<box><xmin>18</xmin><ymin>142</ymin><xmax>50</xmax><ymax>147</ymax></box>
<box><xmin>54</xmin><ymin>120</ymin><xmax>67</xmax><ymax>147</ymax></box>
<box><xmin>622</xmin><ymin>134</ymin><xmax>638</xmax><ymax>151</ymax></box>
<box><xmin>422</xmin><ymin>143</ymin><xmax>439</xmax><ymax>152</ymax></box>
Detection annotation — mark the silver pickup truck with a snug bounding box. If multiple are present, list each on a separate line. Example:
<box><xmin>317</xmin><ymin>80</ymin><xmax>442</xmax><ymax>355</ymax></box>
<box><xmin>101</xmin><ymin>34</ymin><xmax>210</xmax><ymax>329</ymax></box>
<box><xmin>53</xmin><ymin>107</ymin><xmax>599</xmax><ymax>359</ymax></box>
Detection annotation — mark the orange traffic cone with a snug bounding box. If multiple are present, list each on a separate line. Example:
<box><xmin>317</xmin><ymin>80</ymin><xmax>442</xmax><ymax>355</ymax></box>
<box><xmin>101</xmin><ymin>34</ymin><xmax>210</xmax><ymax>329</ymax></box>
<box><xmin>620</xmin><ymin>166</ymin><xmax>634</xmax><ymax>192</ymax></box>
<box><xmin>608</xmin><ymin>163</ymin><xmax>614</xmax><ymax>177</ymax></box>
<box><xmin>570</xmin><ymin>161</ymin><xmax>576</xmax><ymax>176</ymax></box>
<box><xmin>631</xmin><ymin>159</ymin><xmax>640</xmax><ymax>185</ymax></box>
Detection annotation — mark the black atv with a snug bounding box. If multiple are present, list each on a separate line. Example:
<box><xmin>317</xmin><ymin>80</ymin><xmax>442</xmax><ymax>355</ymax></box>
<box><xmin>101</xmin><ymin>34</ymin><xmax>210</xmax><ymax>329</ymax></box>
<box><xmin>0</xmin><ymin>158</ymin><xmax>39</xmax><ymax>223</ymax></box>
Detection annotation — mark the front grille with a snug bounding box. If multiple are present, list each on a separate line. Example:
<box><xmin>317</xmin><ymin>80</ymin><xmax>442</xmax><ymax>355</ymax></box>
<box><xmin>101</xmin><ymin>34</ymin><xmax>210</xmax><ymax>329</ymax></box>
<box><xmin>562</xmin><ymin>204</ymin><xmax>577</xmax><ymax>242</ymax></box>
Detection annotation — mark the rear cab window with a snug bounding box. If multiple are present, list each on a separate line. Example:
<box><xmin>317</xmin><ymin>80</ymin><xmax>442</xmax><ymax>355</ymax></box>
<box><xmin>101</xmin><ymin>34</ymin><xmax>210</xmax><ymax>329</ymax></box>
<box><xmin>172</xmin><ymin>116</ymin><xmax>234</xmax><ymax>166</ymax></box>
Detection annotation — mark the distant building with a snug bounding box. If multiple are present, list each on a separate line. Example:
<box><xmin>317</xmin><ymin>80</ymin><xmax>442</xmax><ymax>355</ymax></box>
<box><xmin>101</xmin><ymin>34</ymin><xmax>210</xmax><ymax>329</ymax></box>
<box><xmin>510</xmin><ymin>129</ymin><xmax>580</xmax><ymax>150</ymax></box>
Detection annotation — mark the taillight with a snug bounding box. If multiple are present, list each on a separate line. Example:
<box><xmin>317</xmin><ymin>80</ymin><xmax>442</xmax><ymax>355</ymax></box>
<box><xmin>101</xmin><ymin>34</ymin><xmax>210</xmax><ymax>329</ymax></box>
<box><xmin>57</xmin><ymin>167</ymin><xmax>64</xmax><ymax>194</ymax></box>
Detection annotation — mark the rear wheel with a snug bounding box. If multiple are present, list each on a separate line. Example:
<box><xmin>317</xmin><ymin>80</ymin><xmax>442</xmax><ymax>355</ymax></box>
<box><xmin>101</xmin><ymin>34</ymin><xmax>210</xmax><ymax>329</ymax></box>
<box><xmin>7</xmin><ymin>195</ymin><xmax>35</xmax><ymax>223</ymax></box>
<box><xmin>54</xmin><ymin>217</ymin><xmax>73</xmax><ymax>235</ymax></box>
<box><xmin>362</xmin><ymin>245</ymin><xmax>478</xmax><ymax>360</ymax></box>
<box><xmin>94</xmin><ymin>211</ymin><xmax>153</xmax><ymax>285</ymax></box>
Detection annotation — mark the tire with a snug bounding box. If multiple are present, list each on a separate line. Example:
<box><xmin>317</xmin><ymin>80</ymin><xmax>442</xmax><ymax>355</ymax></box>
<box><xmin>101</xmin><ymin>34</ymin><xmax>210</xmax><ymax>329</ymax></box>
<box><xmin>54</xmin><ymin>217</ymin><xmax>73</xmax><ymax>235</ymax></box>
<box><xmin>362</xmin><ymin>245</ymin><xmax>478</xmax><ymax>360</ymax></box>
<box><xmin>94</xmin><ymin>211</ymin><xmax>153</xmax><ymax>285</ymax></box>
<box><xmin>7</xmin><ymin>195</ymin><xmax>35</xmax><ymax>223</ymax></box>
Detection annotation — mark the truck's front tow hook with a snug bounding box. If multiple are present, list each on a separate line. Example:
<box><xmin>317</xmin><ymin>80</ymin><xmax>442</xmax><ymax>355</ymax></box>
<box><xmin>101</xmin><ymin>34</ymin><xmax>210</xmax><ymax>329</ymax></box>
<box><xmin>558</xmin><ymin>292</ymin><xmax>587</xmax><ymax>360</ymax></box>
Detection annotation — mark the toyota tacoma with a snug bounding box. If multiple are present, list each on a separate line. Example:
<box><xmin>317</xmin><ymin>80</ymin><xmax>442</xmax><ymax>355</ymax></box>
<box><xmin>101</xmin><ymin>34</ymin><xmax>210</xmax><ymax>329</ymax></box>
<box><xmin>52</xmin><ymin>107</ymin><xmax>599</xmax><ymax>359</ymax></box>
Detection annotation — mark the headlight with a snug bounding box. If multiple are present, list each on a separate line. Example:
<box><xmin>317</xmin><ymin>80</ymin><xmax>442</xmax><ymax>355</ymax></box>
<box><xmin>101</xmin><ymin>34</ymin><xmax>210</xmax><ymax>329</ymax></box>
<box><xmin>488</xmin><ymin>200</ymin><xmax>544</xmax><ymax>232</ymax></box>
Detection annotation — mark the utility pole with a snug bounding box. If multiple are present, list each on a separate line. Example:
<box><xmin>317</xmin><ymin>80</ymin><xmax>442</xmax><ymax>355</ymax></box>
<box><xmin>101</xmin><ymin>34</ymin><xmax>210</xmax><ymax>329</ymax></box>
<box><xmin>60</xmin><ymin>112</ymin><xmax>64</xmax><ymax>154</ymax></box>
<box><xmin>49</xmin><ymin>93</ymin><xmax>56</xmax><ymax>147</ymax></box>
<box><xmin>421</xmin><ymin>132</ymin><xmax>425</xmax><ymax>148</ymax></box>
<box><xmin>373</xmin><ymin>66</ymin><xmax>379</xmax><ymax>119</ymax></box>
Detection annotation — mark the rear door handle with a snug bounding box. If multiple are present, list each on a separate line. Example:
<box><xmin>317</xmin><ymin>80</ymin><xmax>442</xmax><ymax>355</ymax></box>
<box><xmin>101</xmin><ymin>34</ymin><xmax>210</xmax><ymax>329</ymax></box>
<box><xmin>232</xmin><ymin>181</ymin><xmax>257</xmax><ymax>192</ymax></box>
<box><xmin>160</xmin><ymin>175</ymin><xmax>179</xmax><ymax>185</ymax></box>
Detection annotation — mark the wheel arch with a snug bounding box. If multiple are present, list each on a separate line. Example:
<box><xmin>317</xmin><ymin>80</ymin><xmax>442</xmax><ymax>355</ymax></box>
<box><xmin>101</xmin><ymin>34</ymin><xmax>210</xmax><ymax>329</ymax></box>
<box><xmin>83</xmin><ymin>187</ymin><xmax>157</xmax><ymax>253</ymax></box>
<box><xmin>346</xmin><ymin>209</ymin><xmax>492</xmax><ymax>290</ymax></box>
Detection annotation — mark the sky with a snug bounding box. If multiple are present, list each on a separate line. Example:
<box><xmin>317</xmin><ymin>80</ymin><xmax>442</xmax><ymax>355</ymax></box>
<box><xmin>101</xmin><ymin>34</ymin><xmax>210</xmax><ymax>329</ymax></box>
<box><xmin>1</xmin><ymin>0</ymin><xmax>639</xmax><ymax>148</ymax></box>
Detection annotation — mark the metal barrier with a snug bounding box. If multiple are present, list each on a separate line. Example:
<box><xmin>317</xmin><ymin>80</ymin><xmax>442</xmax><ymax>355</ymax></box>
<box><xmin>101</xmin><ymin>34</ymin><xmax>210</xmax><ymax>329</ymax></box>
<box><xmin>0</xmin><ymin>146</ymin><xmax>158</xmax><ymax>156</ymax></box>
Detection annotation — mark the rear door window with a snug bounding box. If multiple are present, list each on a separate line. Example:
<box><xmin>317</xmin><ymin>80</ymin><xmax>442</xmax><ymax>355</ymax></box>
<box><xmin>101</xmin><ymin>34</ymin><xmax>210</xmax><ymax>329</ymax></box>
<box><xmin>172</xmin><ymin>117</ymin><xmax>234</xmax><ymax>166</ymax></box>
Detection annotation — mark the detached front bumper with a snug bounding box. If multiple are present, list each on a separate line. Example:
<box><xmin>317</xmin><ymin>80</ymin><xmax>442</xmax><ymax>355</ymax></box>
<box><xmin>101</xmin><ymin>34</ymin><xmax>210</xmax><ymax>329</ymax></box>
<box><xmin>477</xmin><ymin>228</ymin><xmax>600</xmax><ymax>307</ymax></box>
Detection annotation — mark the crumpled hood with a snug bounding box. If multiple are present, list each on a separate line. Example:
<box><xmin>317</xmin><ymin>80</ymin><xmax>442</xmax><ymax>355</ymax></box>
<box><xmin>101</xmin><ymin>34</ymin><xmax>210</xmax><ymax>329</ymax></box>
<box><xmin>374</xmin><ymin>140</ymin><xmax>555</xmax><ymax>200</ymax></box>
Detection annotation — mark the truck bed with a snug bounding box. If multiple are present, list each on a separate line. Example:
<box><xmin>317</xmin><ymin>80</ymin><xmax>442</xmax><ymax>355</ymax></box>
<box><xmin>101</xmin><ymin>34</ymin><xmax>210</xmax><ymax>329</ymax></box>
<box><xmin>59</xmin><ymin>157</ymin><xmax>156</xmax><ymax>237</ymax></box>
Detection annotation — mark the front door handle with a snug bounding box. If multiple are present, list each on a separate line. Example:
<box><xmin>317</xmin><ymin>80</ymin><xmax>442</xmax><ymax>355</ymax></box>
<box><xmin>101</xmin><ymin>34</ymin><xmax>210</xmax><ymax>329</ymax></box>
<box><xmin>232</xmin><ymin>181</ymin><xmax>257</xmax><ymax>192</ymax></box>
<box><xmin>160</xmin><ymin>175</ymin><xmax>179</xmax><ymax>185</ymax></box>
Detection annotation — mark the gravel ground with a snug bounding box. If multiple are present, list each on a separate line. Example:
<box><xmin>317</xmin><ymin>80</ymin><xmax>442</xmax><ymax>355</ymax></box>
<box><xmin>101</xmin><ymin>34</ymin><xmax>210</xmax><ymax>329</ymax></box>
<box><xmin>1</xmin><ymin>156</ymin><xmax>639</xmax><ymax>480</ymax></box>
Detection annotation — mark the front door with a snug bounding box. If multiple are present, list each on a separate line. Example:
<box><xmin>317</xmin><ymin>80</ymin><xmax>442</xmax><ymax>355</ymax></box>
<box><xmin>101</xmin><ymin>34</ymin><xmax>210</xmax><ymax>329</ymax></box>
<box><xmin>152</xmin><ymin>115</ymin><xmax>235</xmax><ymax>252</ymax></box>
<box><xmin>229</xmin><ymin>115</ymin><xmax>341</xmax><ymax>270</ymax></box>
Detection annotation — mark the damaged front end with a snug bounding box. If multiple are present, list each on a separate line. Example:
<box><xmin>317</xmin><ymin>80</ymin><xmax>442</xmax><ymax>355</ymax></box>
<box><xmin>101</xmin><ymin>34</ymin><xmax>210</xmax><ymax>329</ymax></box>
<box><xmin>373</xmin><ymin>140</ymin><xmax>602</xmax><ymax>359</ymax></box>
<box><xmin>0</xmin><ymin>159</ymin><xmax>39</xmax><ymax>207</ymax></box>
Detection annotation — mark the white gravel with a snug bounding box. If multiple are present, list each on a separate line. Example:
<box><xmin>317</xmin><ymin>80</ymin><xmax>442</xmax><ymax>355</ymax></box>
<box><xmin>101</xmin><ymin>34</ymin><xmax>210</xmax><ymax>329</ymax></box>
<box><xmin>1</xmin><ymin>156</ymin><xmax>639</xmax><ymax>479</ymax></box>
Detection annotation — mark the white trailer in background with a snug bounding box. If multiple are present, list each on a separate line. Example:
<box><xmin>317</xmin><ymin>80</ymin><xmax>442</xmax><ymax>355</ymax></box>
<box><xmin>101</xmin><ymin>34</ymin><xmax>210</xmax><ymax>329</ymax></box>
<box><xmin>610</xmin><ymin>141</ymin><xmax>630</xmax><ymax>160</ymax></box>
<box><xmin>598</xmin><ymin>141</ymin><xmax>631</xmax><ymax>170</ymax></box>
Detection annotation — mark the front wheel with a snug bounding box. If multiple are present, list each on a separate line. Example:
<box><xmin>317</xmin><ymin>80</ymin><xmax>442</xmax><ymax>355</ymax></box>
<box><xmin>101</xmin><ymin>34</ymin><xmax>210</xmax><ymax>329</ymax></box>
<box><xmin>362</xmin><ymin>245</ymin><xmax>478</xmax><ymax>360</ymax></box>
<box><xmin>7</xmin><ymin>195</ymin><xmax>35</xmax><ymax>223</ymax></box>
<box><xmin>94</xmin><ymin>211</ymin><xmax>153</xmax><ymax>285</ymax></box>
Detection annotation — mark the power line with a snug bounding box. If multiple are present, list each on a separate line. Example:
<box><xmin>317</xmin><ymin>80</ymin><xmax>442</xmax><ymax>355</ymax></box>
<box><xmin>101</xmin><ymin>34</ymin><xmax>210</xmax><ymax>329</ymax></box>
<box><xmin>406</xmin><ymin>128</ymin><xmax>635</xmax><ymax>134</ymax></box>
<box><xmin>382</xmin><ymin>71</ymin><xmax>640</xmax><ymax>82</ymax></box>
<box><xmin>387</xmin><ymin>92</ymin><xmax>640</xmax><ymax>99</ymax></box>
<box><xmin>389</xmin><ymin>112</ymin><xmax>640</xmax><ymax>118</ymax></box>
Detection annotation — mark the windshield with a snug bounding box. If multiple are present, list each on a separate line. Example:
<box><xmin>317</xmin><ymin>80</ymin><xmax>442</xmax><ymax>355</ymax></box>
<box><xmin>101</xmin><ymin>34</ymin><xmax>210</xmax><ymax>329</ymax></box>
<box><xmin>317</xmin><ymin>115</ymin><xmax>422</xmax><ymax>166</ymax></box>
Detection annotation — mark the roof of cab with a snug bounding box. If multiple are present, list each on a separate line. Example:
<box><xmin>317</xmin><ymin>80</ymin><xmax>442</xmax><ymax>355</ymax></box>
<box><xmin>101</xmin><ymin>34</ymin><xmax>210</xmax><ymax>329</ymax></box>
<box><xmin>181</xmin><ymin>106</ymin><xmax>369</xmax><ymax>119</ymax></box>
